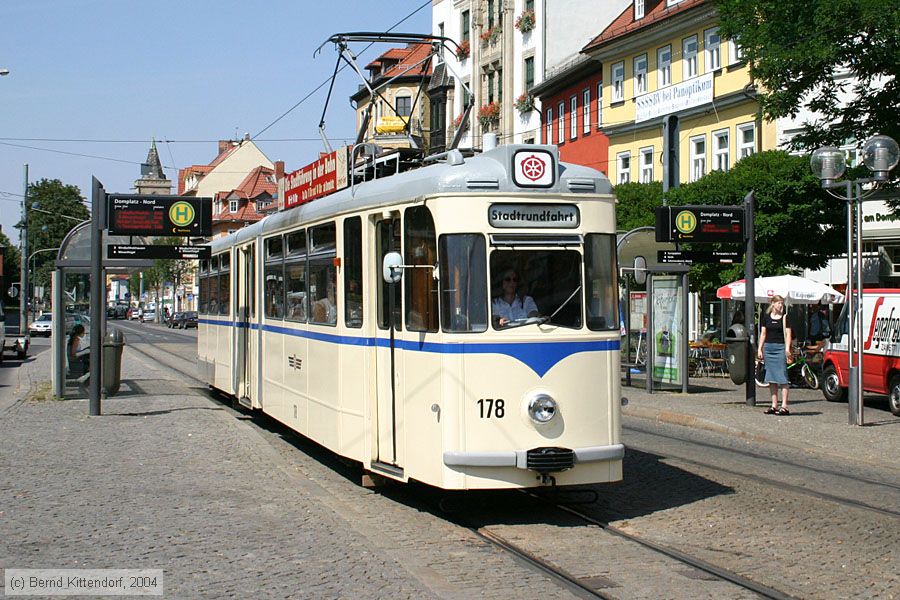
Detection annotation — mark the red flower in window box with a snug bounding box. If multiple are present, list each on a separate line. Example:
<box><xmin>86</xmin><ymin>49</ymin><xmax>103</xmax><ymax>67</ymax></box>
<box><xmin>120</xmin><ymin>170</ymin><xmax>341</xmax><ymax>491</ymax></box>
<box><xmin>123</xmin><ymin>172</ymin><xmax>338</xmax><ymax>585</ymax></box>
<box><xmin>456</xmin><ymin>39</ymin><xmax>470</xmax><ymax>60</ymax></box>
<box><xmin>478</xmin><ymin>102</ymin><xmax>501</xmax><ymax>128</ymax></box>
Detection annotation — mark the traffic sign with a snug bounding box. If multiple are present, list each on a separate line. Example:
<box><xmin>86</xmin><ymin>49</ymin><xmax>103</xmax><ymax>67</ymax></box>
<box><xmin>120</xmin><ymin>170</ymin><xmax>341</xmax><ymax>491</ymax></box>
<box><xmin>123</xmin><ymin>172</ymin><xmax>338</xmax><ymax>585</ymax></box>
<box><xmin>107</xmin><ymin>245</ymin><xmax>211</xmax><ymax>260</ymax></box>
<box><xmin>7</xmin><ymin>286</ymin><xmax>18</xmax><ymax>298</ymax></box>
<box><xmin>656</xmin><ymin>205</ymin><xmax>745</xmax><ymax>243</ymax></box>
<box><xmin>106</xmin><ymin>194</ymin><xmax>212</xmax><ymax>236</ymax></box>
<box><xmin>658</xmin><ymin>250</ymin><xmax>743</xmax><ymax>264</ymax></box>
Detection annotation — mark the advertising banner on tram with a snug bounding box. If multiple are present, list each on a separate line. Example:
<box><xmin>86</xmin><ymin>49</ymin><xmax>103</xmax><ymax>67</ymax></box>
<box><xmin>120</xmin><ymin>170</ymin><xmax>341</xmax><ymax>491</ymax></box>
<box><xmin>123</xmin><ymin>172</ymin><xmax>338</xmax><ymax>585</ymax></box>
<box><xmin>283</xmin><ymin>146</ymin><xmax>350</xmax><ymax>209</ymax></box>
<box><xmin>651</xmin><ymin>275</ymin><xmax>684</xmax><ymax>385</ymax></box>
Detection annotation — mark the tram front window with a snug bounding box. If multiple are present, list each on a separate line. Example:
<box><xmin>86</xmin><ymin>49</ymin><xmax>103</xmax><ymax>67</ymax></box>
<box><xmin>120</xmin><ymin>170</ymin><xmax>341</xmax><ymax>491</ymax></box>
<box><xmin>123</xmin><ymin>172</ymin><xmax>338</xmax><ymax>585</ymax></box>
<box><xmin>490</xmin><ymin>250</ymin><xmax>583</xmax><ymax>330</ymax></box>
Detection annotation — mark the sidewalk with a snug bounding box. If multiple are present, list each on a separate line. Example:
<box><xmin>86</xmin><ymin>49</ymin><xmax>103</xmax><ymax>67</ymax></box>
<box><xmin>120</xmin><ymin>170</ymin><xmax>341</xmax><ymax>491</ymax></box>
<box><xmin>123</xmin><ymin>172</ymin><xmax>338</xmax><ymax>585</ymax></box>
<box><xmin>621</xmin><ymin>373</ymin><xmax>900</xmax><ymax>470</ymax></box>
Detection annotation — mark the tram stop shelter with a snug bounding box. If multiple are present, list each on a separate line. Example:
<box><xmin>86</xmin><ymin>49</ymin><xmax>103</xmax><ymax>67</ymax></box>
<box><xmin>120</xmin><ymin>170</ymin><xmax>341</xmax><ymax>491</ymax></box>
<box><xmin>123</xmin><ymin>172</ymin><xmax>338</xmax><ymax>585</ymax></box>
<box><xmin>51</xmin><ymin>220</ymin><xmax>151</xmax><ymax>398</ymax></box>
<box><xmin>618</xmin><ymin>226</ymin><xmax>690</xmax><ymax>394</ymax></box>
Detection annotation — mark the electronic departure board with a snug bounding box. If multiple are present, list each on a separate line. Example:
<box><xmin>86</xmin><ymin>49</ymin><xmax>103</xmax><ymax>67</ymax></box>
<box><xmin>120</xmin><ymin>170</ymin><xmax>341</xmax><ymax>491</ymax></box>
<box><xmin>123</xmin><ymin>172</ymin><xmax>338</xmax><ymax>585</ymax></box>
<box><xmin>106</xmin><ymin>194</ymin><xmax>212</xmax><ymax>236</ymax></box>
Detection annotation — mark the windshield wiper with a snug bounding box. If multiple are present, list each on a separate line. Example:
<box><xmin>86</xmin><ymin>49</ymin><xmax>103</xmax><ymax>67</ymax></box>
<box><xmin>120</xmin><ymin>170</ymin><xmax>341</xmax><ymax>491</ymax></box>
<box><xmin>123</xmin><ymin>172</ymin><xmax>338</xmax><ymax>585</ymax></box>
<box><xmin>540</xmin><ymin>285</ymin><xmax>582</xmax><ymax>325</ymax></box>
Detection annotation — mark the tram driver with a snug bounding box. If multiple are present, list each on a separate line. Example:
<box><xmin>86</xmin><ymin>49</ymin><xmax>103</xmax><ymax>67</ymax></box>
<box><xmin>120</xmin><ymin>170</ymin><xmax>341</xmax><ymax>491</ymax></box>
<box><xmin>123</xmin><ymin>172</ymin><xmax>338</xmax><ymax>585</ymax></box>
<box><xmin>492</xmin><ymin>268</ymin><xmax>540</xmax><ymax>327</ymax></box>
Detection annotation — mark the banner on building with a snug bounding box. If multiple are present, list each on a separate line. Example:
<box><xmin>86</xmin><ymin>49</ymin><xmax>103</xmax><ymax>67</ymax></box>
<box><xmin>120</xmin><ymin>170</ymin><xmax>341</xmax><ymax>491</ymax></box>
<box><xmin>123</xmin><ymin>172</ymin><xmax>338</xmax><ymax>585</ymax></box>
<box><xmin>635</xmin><ymin>72</ymin><xmax>714</xmax><ymax>123</ymax></box>
<box><xmin>283</xmin><ymin>146</ymin><xmax>350</xmax><ymax>210</ymax></box>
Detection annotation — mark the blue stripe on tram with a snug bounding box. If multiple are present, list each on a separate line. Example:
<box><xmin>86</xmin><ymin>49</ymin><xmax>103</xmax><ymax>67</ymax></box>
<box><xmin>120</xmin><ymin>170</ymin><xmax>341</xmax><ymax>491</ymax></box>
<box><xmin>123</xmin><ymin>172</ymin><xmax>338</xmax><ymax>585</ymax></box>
<box><xmin>199</xmin><ymin>318</ymin><xmax>620</xmax><ymax>377</ymax></box>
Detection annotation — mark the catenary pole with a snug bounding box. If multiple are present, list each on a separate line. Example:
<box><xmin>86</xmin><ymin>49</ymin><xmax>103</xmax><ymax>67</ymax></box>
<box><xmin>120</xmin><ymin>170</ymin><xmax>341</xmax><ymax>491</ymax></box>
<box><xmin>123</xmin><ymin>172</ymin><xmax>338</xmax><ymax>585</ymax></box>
<box><xmin>744</xmin><ymin>191</ymin><xmax>755</xmax><ymax>406</ymax></box>
<box><xmin>20</xmin><ymin>164</ymin><xmax>28</xmax><ymax>335</ymax></box>
<box><xmin>88</xmin><ymin>177</ymin><xmax>104</xmax><ymax>416</ymax></box>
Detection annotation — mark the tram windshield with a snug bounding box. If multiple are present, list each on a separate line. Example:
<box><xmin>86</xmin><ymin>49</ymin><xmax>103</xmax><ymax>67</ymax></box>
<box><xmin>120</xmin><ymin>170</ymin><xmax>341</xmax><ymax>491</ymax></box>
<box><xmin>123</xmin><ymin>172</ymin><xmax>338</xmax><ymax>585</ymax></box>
<box><xmin>438</xmin><ymin>233</ymin><xmax>619</xmax><ymax>333</ymax></box>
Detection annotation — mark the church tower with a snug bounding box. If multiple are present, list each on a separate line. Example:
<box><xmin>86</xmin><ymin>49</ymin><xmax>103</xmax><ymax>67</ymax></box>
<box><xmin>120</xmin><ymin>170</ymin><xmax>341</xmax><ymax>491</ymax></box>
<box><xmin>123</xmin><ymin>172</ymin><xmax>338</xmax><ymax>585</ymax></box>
<box><xmin>134</xmin><ymin>139</ymin><xmax>172</xmax><ymax>195</ymax></box>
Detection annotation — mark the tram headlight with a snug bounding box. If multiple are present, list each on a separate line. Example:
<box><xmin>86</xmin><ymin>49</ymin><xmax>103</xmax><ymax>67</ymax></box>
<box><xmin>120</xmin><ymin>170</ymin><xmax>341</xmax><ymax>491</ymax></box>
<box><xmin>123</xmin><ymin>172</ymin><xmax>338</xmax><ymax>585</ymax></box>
<box><xmin>527</xmin><ymin>394</ymin><xmax>558</xmax><ymax>424</ymax></box>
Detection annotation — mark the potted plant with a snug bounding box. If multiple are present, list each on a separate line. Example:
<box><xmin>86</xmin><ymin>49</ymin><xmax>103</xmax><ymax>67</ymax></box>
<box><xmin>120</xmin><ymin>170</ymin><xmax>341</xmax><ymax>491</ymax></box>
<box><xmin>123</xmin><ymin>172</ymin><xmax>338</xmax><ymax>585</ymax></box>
<box><xmin>456</xmin><ymin>39</ymin><xmax>470</xmax><ymax>60</ymax></box>
<box><xmin>480</xmin><ymin>27</ymin><xmax>501</xmax><ymax>45</ymax></box>
<box><xmin>515</xmin><ymin>9</ymin><xmax>536</xmax><ymax>33</ymax></box>
<box><xmin>478</xmin><ymin>102</ymin><xmax>501</xmax><ymax>128</ymax></box>
<box><xmin>514</xmin><ymin>93</ymin><xmax>534</xmax><ymax>114</ymax></box>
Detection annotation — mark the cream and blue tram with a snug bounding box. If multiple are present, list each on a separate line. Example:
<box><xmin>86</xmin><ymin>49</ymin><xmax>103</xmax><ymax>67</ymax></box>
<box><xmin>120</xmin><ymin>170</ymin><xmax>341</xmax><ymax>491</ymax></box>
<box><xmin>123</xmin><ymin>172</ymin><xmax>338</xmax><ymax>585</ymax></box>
<box><xmin>198</xmin><ymin>144</ymin><xmax>624</xmax><ymax>489</ymax></box>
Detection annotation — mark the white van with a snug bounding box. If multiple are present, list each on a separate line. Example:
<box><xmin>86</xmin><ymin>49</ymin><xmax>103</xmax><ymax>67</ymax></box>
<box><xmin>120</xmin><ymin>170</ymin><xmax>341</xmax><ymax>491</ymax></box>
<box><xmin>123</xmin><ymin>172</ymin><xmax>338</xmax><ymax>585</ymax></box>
<box><xmin>822</xmin><ymin>289</ymin><xmax>900</xmax><ymax>416</ymax></box>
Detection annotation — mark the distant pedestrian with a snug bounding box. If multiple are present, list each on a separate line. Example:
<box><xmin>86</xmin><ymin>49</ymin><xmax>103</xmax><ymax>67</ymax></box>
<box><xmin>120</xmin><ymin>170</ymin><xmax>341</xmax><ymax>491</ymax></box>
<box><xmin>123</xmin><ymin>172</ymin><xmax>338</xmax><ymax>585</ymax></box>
<box><xmin>757</xmin><ymin>295</ymin><xmax>792</xmax><ymax>415</ymax></box>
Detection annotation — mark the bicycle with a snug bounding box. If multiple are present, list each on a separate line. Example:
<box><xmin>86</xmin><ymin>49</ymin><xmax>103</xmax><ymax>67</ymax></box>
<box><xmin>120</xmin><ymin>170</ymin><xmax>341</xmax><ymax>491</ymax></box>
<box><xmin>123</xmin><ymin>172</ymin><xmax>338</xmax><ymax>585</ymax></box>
<box><xmin>755</xmin><ymin>347</ymin><xmax>819</xmax><ymax>389</ymax></box>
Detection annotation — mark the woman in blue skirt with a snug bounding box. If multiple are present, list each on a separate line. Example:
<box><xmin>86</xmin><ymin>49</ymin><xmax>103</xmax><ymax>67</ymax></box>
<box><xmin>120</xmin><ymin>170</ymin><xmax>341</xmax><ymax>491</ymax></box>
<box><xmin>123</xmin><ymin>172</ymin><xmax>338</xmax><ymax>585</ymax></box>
<box><xmin>756</xmin><ymin>295</ymin><xmax>793</xmax><ymax>415</ymax></box>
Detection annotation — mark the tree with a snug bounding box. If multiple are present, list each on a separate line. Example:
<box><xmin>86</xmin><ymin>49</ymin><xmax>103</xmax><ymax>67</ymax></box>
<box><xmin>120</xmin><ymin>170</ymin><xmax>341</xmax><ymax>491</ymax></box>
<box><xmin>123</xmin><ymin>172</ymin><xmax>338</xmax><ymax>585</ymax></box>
<box><xmin>24</xmin><ymin>179</ymin><xmax>90</xmax><ymax>303</ymax></box>
<box><xmin>715</xmin><ymin>0</ymin><xmax>900</xmax><ymax>151</ymax></box>
<box><xmin>614</xmin><ymin>151</ymin><xmax>847</xmax><ymax>292</ymax></box>
<box><xmin>0</xmin><ymin>230</ymin><xmax>22</xmax><ymax>307</ymax></box>
<box><xmin>614</xmin><ymin>181</ymin><xmax>664</xmax><ymax>232</ymax></box>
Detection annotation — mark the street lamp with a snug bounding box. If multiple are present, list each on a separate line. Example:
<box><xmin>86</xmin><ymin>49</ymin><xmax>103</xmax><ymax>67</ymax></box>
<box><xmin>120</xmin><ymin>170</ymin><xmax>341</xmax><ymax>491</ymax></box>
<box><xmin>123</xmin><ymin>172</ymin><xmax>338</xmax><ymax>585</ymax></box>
<box><xmin>0</xmin><ymin>69</ymin><xmax>9</xmax><ymax>77</ymax></box>
<box><xmin>811</xmin><ymin>134</ymin><xmax>900</xmax><ymax>426</ymax></box>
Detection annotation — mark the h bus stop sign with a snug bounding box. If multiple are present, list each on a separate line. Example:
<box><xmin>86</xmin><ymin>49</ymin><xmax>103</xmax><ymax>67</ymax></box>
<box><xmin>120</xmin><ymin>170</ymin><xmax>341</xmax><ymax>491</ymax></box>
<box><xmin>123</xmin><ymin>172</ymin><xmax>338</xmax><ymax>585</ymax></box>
<box><xmin>655</xmin><ymin>205</ymin><xmax>745</xmax><ymax>243</ymax></box>
<box><xmin>106</xmin><ymin>194</ymin><xmax>212</xmax><ymax>237</ymax></box>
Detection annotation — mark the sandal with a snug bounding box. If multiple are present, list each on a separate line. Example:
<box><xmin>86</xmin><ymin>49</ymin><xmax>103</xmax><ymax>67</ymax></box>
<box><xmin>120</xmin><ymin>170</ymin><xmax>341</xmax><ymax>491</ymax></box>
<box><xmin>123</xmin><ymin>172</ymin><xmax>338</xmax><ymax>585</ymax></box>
<box><xmin>765</xmin><ymin>406</ymin><xmax>778</xmax><ymax>414</ymax></box>
<box><xmin>776</xmin><ymin>407</ymin><xmax>790</xmax><ymax>415</ymax></box>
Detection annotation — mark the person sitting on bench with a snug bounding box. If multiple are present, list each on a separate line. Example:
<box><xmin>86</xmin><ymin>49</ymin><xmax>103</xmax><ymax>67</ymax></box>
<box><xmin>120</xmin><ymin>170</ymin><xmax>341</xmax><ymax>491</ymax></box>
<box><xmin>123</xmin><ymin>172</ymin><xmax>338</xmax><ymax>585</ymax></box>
<box><xmin>67</xmin><ymin>324</ymin><xmax>90</xmax><ymax>378</ymax></box>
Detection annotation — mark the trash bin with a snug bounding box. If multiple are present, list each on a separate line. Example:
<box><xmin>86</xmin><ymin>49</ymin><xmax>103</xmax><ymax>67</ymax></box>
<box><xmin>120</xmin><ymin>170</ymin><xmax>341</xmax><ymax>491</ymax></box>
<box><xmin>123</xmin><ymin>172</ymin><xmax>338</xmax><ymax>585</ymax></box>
<box><xmin>725</xmin><ymin>324</ymin><xmax>748</xmax><ymax>385</ymax></box>
<box><xmin>103</xmin><ymin>329</ymin><xmax>126</xmax><ymax>396</ymax></box>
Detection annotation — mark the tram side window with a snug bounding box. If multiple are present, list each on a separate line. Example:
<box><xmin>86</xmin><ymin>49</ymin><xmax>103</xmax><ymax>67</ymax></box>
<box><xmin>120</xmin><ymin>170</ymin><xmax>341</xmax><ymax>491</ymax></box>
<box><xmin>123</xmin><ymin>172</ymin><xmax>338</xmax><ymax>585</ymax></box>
<box><xmin>439</xmin><ymin>234</ymin><xmax>487</xmax><ymax>332</ymax></box>
<box><xmin>248</xmin><ymin>245</ymin><xmax>256</xmax><ymax>319</ymax></box>
<box><xmin>208</xmin><ymin>257</ymin><xmax>219</xmax><ymax>315</ymax></box>
<box><xmin>285</xmin><ymin>230</ymin><xmax>307</xmax><ymax>323</ymax></box>
<box><xmin>377</xmin><ymin>218</ymin><xmax>402</xmax><ymax>331</ymax></box>
<box><xmin>199</xmin><ymin>275</ymin><xmax>208</xmax><ymax>314</ymax></box>
<box><xmin>265</xmin><ymin>236</ymin><xmax>284</xmax><ymax>319</ymax></box>
<box><xmin>404</xmin><ymin>206</ymin><xmax>438</xmax><ymax>332</ymax></box>
<box><xmin>344</xmin><ymin>217</ymin><xmax>363</xmax><ymax>328</ymax></box>
<box><xmin>584</xmin><ymin>234</ymin><xmax>619</xmax><ymax>331</ymax></box>
<box><xmin>219</xmin><ymin>256</ymin><xmax>231</xmax><ymax>316</ymax></box>
<box><xmin>309</xmin><ymin>223</ymin><xmax>337</xmax><ymax>325</ymax></box>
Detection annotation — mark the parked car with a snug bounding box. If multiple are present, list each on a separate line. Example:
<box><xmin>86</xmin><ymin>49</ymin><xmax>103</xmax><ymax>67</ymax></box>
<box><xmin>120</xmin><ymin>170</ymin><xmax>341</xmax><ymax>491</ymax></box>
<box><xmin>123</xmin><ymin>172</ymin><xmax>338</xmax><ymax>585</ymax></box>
<box><xmin>114</xmin><ymin>305</ymin><xmax>129</xmax><ymax>319</ymax></box>
<box><xmin>178</xmin><ymin>311</ymin><xmax>198</xmax><ymax>329</ymax></box>
<box><xmin>130</xmin><ymin>308</ymin><xmax>142</xmax><ymax>320</ymax></box>
<box><xmin>141</xmin><ymin>310</ymin><xmax>156</xmax><ymax>323</ymax></box>
<box><xmin>167</xmin><ymin>312</ymin><xmax>183</xmax><ymax>328</ymax></box>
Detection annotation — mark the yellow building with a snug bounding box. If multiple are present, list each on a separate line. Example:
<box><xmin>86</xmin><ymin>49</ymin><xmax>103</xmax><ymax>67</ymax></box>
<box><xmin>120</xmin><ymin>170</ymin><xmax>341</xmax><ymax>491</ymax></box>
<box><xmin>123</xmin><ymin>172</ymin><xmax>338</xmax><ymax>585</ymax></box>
<box><xmin>583</xmin><ymin>0</ymin><xmax>774</xmax><ymax>187</ymax></box>
<box><xmin>351</xmin><ymin>44</ymin><xmax>432</xmax><ymax>151</ymax></box>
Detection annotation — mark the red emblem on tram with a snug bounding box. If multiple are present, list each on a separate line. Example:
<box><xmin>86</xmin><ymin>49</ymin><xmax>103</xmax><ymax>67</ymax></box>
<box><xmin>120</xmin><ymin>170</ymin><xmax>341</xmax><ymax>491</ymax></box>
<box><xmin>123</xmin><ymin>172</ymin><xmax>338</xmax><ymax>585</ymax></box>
<box><xmin>520</xmin><ymin>155</ymin><xmax>546</xmax><ymax>181</ymax></box>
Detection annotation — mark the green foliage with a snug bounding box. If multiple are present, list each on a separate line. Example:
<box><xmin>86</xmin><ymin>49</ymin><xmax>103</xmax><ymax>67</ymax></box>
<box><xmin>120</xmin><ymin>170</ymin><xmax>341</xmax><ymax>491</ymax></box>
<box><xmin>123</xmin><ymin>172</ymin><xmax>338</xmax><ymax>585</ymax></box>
<box><xmin>25</xmin><ymin>179</ymin><xmax>89</xmax><ymax>301</ymax></box>
<box><xmin>715</xmin><ymin>0</ymin><xmax>900</xmax><ymax>151</ymax></box>
<box><xmin>613</xmin><ymin>181</ymin><xmax>664</xmax><ymax>232</ymax></box>
<box><xmin>0</xmin><ymin>229</ymin><xmax>22</xmax><ymax>306</ymax></box>
<box><xmin>615</xmin><ymin>152</ymin><xmax>846</xmax><ymax>292</ymax></box>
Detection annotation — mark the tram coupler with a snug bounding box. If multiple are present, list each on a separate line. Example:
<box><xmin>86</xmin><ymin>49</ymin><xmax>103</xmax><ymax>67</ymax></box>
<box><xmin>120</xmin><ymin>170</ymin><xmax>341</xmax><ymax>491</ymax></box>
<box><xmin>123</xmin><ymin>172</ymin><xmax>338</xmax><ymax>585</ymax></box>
<box><xmin>538</xmin><ymin>473</ymin><xmax>557</xmax><ymax>486</ymax></box>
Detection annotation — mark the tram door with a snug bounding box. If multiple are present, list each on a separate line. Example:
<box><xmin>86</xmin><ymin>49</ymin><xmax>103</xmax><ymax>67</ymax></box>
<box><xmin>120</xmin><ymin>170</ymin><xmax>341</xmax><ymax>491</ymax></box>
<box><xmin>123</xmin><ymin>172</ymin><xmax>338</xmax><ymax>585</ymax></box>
<box><xmin>374</xmin><ymin>217</ymin><xmax>403</xmax><ymax>468</ymax></box>
<box><xmin>234</xmin><ymin>245</ymin><xmax>254</xmax><ymax>402</ymax></box>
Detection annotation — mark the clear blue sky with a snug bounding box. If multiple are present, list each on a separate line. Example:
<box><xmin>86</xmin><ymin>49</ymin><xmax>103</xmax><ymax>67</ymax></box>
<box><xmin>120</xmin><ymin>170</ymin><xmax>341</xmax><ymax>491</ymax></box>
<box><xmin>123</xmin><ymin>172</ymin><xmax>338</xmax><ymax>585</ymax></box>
<box><xmin>0</xmin><ymin>0</ymin><xmax>432</xmax><ymax>245</ymax></box>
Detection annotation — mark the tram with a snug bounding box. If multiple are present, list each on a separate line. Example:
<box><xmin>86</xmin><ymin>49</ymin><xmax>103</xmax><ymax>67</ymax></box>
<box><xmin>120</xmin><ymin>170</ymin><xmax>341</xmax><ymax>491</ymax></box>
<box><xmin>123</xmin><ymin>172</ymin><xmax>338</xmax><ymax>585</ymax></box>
<box><xmin>198</xmin><ymin>143</ymin><xmax>624</xmax><ymax>489</ymax></box>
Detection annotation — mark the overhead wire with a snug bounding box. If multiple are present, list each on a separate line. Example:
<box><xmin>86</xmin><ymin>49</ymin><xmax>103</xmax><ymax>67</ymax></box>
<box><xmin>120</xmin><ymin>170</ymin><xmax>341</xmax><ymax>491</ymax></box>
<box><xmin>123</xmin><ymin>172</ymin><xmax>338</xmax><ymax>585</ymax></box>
<box><xmin>251</xmin><ymin>0</ymin><xmax>432</xmax><ymax>140</ymax></box>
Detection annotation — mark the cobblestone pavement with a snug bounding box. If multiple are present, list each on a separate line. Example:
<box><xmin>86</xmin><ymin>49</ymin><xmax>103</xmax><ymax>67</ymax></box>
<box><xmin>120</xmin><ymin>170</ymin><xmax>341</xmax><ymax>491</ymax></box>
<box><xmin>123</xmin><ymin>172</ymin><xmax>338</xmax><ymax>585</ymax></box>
<box><xmin>3</xmin><ymin>332</ymin><xmax>898</xmax><ymax>599</ymax></box>
<box><xmin>0</xmin><ymin>344</ymin><xmax>591</xmax><ymax>599</ymax></box>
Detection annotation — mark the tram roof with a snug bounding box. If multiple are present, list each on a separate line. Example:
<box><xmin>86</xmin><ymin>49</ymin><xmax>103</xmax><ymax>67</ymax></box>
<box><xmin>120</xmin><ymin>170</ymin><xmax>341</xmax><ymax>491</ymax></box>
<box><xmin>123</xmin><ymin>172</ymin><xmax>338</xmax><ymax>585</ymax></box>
<box><xmin>211</xmin><ymin>144</ymin><xmax>612</xmax><ymax>253</ymax></box>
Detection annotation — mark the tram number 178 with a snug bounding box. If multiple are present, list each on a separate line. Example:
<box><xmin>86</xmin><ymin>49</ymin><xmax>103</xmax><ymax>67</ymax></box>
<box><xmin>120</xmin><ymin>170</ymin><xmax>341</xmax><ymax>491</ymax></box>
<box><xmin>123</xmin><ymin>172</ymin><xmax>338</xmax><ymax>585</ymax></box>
<box><xmin>477</xmin><ymin>398</ymin><xmax>506</xmax><ymax>419</ymax></box>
